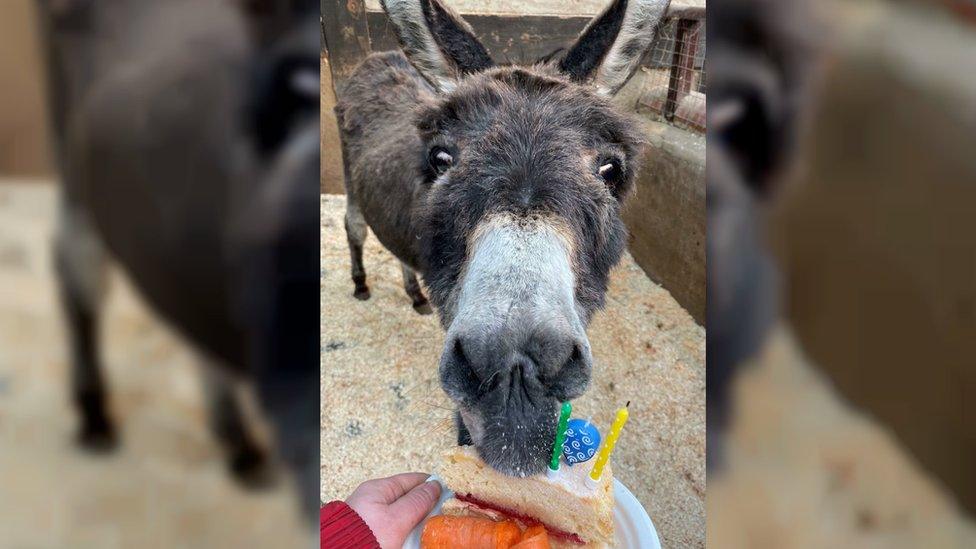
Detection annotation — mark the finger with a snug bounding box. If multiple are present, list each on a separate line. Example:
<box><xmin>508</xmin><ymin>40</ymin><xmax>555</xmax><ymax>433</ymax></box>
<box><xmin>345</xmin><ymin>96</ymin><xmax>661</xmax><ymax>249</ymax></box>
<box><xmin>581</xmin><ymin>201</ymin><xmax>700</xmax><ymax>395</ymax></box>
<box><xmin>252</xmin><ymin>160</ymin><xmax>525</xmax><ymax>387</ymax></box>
<box><xmin>372</xmin><ymin>472</ymin><xmax>433</xmax><ymax>504</ymax></box>
<box><xmin>389</xmin><ymin>479</ymin><xmax>442</xmax><ymax>527</ymax></box>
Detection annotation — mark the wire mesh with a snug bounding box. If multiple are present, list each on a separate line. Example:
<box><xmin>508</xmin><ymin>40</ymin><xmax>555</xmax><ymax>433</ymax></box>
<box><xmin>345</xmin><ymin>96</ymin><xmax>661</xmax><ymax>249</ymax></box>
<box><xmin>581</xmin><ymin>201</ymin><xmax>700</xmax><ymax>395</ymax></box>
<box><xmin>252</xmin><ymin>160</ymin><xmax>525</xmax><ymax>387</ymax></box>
<box><xmin>641</xmin><ymin>17</ymin><xmax>706</xmax><ymax>133</ymax></box>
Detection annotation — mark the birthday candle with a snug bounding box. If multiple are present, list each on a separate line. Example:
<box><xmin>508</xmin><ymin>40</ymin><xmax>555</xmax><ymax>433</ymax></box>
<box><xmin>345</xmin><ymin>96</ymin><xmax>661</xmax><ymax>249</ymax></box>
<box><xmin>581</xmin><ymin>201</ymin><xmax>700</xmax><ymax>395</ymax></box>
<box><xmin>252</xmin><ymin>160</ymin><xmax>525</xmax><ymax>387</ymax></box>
<box><xmin>589</xmin><ymin>405</ymin><xmax>629</xmax><ymax>481</ymax></box>
<box><xmin>549</xmin><ymin>401</ymin><xmax>572</xmax><ymax>470</ymax></box>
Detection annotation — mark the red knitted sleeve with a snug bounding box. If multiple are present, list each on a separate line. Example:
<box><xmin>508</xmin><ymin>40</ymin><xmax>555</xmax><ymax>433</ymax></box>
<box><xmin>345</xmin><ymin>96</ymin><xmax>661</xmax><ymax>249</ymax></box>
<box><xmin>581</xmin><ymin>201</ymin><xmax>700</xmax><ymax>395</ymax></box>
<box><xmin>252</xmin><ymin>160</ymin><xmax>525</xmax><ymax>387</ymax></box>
<box><xmin>320</xmin><ymin>501</ymin><xmax>380</xmax><ymax>549</ymax></box>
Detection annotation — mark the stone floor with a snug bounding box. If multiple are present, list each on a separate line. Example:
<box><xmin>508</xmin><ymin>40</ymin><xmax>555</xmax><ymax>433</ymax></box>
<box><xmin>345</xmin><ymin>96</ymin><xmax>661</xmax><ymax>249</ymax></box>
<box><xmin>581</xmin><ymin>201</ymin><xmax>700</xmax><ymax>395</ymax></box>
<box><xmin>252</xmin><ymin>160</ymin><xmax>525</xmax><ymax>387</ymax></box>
<box><xmin>709</xmin><ymin>326</ymin><xmax>976</xmax><ymax>548</ymax></box>
<box><xmin>320</xmin><ymin>194</ymin><xmax>707</xmax><ymax>547</ymax></box>
<box><xmin>0</xmin><ymin>179</ymin><xmax>308</xmax><ymax>548</ymax></box>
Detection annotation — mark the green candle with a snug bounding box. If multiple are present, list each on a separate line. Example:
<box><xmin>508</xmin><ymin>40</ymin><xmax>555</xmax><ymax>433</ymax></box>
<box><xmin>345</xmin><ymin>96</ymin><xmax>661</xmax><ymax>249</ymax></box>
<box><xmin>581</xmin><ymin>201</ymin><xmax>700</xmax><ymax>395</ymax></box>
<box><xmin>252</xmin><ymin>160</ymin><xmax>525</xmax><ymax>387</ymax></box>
<box><xmin>549</xmin><ymin>401</ymin><xmax>572</xmax><ymax>471</ymax></box>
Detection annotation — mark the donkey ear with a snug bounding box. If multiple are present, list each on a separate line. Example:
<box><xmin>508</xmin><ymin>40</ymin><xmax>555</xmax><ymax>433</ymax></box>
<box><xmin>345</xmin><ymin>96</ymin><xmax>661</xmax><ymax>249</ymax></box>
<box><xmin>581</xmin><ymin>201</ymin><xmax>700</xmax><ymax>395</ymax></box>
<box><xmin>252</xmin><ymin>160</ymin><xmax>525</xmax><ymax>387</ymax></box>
<box><xmin>380</xmin><ymin>0</ymin><xmax>494</xmax><ymax>92</ymax></box>
<box><xmin>559</xmin><ymin>0</ymin><xmax>671</xmax><ymax>96</ymax></box>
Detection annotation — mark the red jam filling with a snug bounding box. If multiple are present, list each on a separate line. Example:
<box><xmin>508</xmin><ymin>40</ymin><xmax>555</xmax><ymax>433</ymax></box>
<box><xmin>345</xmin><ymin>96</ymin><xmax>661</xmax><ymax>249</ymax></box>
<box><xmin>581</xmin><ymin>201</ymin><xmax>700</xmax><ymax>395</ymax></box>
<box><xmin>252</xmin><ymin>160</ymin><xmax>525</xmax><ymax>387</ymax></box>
<box><xmin>455</xmin><ymin>494</ymin><xmax>587</xmax><ymax>545</ymax></box>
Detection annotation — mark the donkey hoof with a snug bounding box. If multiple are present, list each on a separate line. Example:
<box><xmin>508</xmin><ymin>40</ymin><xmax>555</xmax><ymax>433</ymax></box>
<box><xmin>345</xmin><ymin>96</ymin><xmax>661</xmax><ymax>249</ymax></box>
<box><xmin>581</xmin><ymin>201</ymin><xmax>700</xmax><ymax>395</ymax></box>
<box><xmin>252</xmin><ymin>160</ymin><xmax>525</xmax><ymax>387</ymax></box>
<box><xmin>76</xmin><ymin>419</ymin><xmax>119</xmax><ymax>453</ymax></box>
<box><xmin>353</xmin><ymin>287</ymin><xmax>371</xmax><ymax>301</ymax></box>
<box><xmin>229</xmin><ymin>447</ymin><xmax>278</xmax><ymax>490</ymax></box>
<box><xmin>412</xmin><ymin>300</ymin><xmax>433</xmax><ymax>315</ymax></box>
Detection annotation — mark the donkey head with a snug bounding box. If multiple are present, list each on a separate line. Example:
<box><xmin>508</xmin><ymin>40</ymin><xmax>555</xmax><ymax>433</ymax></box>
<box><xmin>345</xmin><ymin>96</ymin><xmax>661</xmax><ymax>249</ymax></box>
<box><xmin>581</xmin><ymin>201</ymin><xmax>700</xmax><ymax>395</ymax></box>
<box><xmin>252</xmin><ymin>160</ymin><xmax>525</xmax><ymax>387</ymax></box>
<box><xmin>382</xmin><ymin>0</ymin><xmax>670</xmax><ymax>476</ymax></box>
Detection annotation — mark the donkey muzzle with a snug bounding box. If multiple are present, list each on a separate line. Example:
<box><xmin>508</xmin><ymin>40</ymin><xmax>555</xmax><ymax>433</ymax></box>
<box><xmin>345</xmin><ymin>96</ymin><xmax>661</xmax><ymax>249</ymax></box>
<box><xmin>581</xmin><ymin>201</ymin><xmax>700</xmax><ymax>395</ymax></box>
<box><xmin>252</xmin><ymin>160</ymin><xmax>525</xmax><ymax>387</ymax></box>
<box><xmin>439</xmin><ymin>216</ymin><xmax>593</xmax><ymax>475</ymax></box>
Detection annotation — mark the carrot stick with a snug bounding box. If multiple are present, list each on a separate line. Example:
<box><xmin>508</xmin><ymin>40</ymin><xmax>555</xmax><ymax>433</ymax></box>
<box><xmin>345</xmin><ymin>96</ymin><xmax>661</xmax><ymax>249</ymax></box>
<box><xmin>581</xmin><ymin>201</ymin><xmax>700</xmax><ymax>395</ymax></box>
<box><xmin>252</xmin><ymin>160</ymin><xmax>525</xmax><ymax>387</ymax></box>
<box><xmin>512</xmin><ymin>525</ymin><xmax>551</xmax><ymax>549</ymax></box>
<box><xmin>420</xmin><ymin>515</ymin><xmax>522</xmax><ymax>549</ymax></box>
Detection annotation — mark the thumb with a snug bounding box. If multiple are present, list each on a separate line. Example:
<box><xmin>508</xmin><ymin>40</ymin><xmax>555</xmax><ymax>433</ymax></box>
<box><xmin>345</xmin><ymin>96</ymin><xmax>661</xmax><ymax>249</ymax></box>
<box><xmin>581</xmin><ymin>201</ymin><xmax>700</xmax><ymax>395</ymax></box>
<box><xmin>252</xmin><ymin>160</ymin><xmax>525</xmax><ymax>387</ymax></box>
<box><xmin>389</xmin><ymin>480</ymin><xmax>442</xmax><ymax>528</ymax></box>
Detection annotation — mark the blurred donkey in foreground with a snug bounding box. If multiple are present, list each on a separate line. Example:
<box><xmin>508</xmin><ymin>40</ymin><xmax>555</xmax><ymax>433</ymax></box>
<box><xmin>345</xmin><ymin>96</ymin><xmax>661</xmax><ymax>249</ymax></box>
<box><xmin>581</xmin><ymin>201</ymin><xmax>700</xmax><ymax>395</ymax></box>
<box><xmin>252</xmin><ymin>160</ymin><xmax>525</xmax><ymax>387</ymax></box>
<box><xmin>706</xmin><ymin>0</ymin><xmax>821</xmax><ymax>465</ymax></box>
<box><xmin>36</xmin><ymin>0</ymin><xmax>319</xmax><ymax>521</ymax></box>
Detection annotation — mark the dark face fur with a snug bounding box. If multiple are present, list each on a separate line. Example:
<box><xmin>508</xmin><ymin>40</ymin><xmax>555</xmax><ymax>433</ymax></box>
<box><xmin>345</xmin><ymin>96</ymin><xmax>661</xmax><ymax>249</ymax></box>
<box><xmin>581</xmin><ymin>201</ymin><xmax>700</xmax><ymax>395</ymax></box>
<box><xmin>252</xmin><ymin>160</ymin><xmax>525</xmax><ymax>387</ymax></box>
<box><xmin>382</xmin><ymin>0</ymin><xmax>670</xmax><ymax>475</ymax></box>
<box><xmin>419</xmin><ymin>67</ymin><xmax>640</xmax><ymax>475</ymax></box>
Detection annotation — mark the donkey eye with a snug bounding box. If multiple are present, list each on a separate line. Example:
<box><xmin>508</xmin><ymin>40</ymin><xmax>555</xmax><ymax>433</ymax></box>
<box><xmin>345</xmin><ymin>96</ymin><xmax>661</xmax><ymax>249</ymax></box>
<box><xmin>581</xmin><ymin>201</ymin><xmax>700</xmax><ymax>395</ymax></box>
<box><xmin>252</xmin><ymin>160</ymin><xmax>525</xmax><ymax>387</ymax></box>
<box><xmin>428</xmin><ymin>147</ymin><xmax>454</xmax><ymax>176</ymax></box>
<box><xmin>597</xmin><ymin>158</ymin><xmax>622</xmax><ymax>184</ymax></box>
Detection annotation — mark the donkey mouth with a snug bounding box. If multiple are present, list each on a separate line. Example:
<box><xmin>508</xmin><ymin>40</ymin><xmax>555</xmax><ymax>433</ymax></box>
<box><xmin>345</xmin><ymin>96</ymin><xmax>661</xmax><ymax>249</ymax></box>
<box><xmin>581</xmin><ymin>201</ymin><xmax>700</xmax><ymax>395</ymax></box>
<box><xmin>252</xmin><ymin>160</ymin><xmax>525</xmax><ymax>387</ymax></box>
<box><xmin>458</xmin><ymin>400</ymin><xmax>557</xmax><ymax>477</ymax></box>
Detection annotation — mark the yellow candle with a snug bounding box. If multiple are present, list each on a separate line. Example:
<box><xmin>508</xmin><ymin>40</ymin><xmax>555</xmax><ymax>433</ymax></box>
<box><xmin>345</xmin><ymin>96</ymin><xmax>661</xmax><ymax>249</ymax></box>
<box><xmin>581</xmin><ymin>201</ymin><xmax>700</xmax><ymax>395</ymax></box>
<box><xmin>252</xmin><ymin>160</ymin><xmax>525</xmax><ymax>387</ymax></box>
<box><xmin>589</xmin><ymin>406</ymin><xmax>629</xmax><ymax>481</ymax></box>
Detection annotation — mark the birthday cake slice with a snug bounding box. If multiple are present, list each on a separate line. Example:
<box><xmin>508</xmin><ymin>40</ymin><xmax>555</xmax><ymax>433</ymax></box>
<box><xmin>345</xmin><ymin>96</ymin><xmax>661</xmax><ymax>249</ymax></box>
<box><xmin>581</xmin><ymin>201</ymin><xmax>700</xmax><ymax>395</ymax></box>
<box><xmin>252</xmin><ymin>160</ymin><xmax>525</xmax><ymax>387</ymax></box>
<box><xmin>438</xmin><ymin>445</ymin><xmax>615</xmax><ymax>548</ymax></box>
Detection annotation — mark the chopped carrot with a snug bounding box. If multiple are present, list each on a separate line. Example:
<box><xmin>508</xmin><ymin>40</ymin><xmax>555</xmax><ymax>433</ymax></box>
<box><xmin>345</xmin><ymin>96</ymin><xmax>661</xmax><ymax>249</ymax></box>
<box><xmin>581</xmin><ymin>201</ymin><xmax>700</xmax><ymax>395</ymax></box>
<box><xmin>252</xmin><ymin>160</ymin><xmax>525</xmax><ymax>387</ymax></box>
<box><xmin>512</xmin><ymin>525</ymin><xmax>551</xmax><ymax>549</ymax></box>
<box><xmin>420</xmin><ymin>515</ymin><xmax>522</xmax><ymax>549</ymax></box>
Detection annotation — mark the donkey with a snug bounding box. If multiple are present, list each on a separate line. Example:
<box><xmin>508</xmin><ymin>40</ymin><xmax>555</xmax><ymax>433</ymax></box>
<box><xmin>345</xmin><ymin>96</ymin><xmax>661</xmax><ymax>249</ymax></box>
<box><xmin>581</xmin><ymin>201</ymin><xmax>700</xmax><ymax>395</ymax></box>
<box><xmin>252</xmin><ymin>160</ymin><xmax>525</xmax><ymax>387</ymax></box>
<box><xmin>706</xmin><ymin>0</ymin><xmax>821</xmax><ymax>467</ymax></box>
<box><xmin>335</xmin><ymin>0</ymin><xmax>671</xmax><ymax>476</ymax></box>
<box><xmin>37</xmin><ymin>0</ymin><xmax>320</xmax><ymax>521</ymax></box>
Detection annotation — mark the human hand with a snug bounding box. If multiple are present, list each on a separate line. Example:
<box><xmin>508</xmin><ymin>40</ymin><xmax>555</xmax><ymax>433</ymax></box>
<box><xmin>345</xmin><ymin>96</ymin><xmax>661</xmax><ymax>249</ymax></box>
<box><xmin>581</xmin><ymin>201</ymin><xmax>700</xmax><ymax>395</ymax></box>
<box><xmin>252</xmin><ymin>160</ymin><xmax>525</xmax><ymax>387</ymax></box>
<box><xmin>346</xmin><ymin>472</ymin><xmax>442</xmax><ymax>549</ymax></box>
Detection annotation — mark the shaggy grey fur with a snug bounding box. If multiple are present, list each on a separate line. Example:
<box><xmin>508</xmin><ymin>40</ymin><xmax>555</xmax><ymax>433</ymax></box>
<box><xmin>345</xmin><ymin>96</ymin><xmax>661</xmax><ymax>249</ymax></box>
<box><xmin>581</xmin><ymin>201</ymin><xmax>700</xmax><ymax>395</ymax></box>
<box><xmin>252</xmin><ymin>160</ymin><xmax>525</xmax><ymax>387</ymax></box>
<box><xmin>336</xmin><ymin>0</ymin><xmax>668</xmax><ymax>475</ymax></box>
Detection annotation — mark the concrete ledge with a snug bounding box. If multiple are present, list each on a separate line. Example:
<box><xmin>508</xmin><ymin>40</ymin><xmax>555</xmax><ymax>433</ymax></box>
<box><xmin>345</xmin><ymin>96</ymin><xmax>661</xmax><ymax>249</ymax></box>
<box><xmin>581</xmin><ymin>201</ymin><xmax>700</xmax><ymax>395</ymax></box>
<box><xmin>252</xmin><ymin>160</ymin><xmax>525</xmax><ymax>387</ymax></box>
<box><xmin>621</xmin><ymin>119</ymin><xmax>705</xmax><ymax>324</ymax></box>
<box><xmin>772</xmin><ymin>1</ymin><xmax>976</xmax><ymax>513</ymax></box>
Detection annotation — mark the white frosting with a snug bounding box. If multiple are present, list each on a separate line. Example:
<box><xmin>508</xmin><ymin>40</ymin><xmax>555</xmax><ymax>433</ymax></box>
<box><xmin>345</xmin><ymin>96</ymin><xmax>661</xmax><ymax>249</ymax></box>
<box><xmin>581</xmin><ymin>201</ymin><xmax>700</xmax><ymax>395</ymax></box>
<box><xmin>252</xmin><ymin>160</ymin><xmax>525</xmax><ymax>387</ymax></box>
<box><xmin>540</xmin><ymin>462</ymin><xmax>604</xmax><ymax>496</ymax></box>
<box><xmin>451</xmin><ymin>445</ymin><xmax>608</xmax><ymax>497</ymax></box>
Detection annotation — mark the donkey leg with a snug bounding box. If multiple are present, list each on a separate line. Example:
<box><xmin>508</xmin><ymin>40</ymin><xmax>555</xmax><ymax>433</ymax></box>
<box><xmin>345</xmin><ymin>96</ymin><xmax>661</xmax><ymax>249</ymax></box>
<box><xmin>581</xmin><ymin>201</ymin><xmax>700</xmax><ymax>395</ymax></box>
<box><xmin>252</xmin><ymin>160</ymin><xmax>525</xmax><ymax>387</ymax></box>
<box><xmin>344</xmin><ymin>200</ymin><xmax>370</xmax><ymax>300</ymax></box>
<box><xmin>200</xmin><ymin>365</ymin><xmax>276</xmax><ymax>489</ymax></box>
<box><xmin>250</xmin><ymin>278</ymin><xmax>319</xmax><ymax>524</ymax></box>
<box><xmin>54</xmin><ymin>198</ymin><xmax>116</xmax><ymax>451</ymax></box>
<box><xmin>401</xmin><ymin>263</ymin><xmax>432</xmax><ymax>315</ymax></box>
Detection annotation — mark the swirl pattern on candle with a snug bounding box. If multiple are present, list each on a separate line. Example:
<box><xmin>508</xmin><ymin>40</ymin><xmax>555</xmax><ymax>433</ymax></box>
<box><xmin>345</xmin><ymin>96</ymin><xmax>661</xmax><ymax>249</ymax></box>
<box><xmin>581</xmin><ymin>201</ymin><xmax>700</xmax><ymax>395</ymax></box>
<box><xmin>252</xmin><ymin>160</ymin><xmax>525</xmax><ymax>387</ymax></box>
<box><xmin>562</xmin><ymin>418</ymin><xmax>601</xmax><ymax>465</ymax></box>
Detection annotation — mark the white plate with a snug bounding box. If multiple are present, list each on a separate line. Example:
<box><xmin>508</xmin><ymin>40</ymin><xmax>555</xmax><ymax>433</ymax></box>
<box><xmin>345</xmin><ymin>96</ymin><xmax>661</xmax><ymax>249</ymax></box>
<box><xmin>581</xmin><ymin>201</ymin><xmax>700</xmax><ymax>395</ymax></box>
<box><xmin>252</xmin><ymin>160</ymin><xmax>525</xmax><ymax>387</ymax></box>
<box><xmin>404</xmin><ymin>475</ymin><xmax>661</xmax><ymax>549</ymax></box>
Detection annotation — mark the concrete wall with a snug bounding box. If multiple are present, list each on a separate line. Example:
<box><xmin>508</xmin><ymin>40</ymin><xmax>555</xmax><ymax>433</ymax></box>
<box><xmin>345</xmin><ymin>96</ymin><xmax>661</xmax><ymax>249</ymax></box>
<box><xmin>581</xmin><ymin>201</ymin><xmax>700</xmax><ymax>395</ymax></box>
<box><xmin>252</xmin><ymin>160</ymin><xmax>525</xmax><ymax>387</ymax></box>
<box><xmin>771</xmin><ymin>2</ymin><xmax>976</xmax><ymax>513</ymax></box>
<box><xmin>621</xmin><ymin>120</ymin><xmax>705</xmax><ymax>324</ymax></box>
<box><xmin>613</xmin><ymin>69</ymin><xmax>706</xmax><ymax>324</ymax></box>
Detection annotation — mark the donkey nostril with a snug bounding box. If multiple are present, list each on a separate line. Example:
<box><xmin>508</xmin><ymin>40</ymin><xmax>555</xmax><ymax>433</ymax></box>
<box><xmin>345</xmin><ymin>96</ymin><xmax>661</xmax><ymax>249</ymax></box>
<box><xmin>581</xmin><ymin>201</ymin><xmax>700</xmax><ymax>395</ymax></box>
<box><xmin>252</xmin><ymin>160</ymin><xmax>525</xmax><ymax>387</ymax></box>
<box><xmin>545</xmin><ymin>338</ymin><xmax>593</xmax><ymax>399</ymax></box>
<box><xmin>551</xmin><ymin>340</ymin><xmax>585</xmax><ymax>373</ymax></box>
<box><xmin>452</xmin><ymin>338</ymin><xmax>468</xmax><ymax>366</ymax></box>
<box><xmin>554</xmin><ymin>340</ymin><xmax>591</xmax><ymax>378</ymax></box>
<box><xmin>449</xmin><ymin>336</ymin><xmax>485</xmax><ymax>397</ymax></box>
<box><xmin>509</xmin><ymin>363</ymin><xmax>522</xmax><ymax>392</ymax></box>
<box><xmin>570</xmin><ymin>344</ymin><xmax>582</xmax><ymax>362</ymax></box>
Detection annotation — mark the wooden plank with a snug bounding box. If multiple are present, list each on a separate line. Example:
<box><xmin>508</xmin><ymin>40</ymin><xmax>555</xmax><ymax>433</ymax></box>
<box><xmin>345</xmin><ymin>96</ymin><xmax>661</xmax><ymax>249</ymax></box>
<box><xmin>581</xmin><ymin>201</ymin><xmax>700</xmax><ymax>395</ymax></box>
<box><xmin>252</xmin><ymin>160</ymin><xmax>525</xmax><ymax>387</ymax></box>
<box><xmin>321</xmin><ymin>0</ymin><xmax>371</xmax><ymax>80</ymax></box>
<box><xmin>663</xmin><ymin>19</ymin><xmax>701</xmax><ymax>121</ymax></box>
<box><xmin>0</xmin><ymin>1</ymin><xmax>53</xmax><ymax>176</ymax></box>
<box><xmin>321</xmin><ymin>54</ymin><xmax>346</xmax><ymax>194</ymax></box>
<box><xmin>363</xmin><ymin>0</ymin><xmax>704</xmax><ymax>18</ymax></box>
<box><xmin>667</xmin><ymin>4</ymin><xmax>705</xmax><ymax>20</ymax></box>
<box><xmin>365</xmin><ymin>11</ymin><xmax>590</xmax><ymax>65</ymax></box>
<box><xmin>324</xmin><ymin>6</ymin><xmax>704</xmax><ymax>83</ymax></box>
<box><xmin>676</xmin><ymin>21</ymin><xmax>702</xmax><ymax>98</ymax></box>
<box><xmin>363</xmin><ymin>12</ymin><xmax>694</xmax><ymax>72</ymax></box>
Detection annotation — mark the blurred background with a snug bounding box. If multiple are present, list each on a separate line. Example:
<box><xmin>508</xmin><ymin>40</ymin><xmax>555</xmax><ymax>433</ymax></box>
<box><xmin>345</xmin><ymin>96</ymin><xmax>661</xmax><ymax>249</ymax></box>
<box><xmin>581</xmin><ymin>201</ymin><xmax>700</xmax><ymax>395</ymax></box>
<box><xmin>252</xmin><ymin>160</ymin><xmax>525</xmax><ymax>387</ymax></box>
<box><xmin>708</xmin><ymin>0</ymin><xmax>976</xmax><ymax>546</ymax></box>
<box><xmin>0</xmin><ymin>0</ymin><xmax>51</xmax><ymax>177</ymax></box>
<box><xmin>0</xmin><ymin>1</ymin><xmax>315</xmax><ymax>547</ymax></box>
<box><xmin>5</xmin><ymin>0</ymin><xmax>975</xmax><ymax>545</ymax></box>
